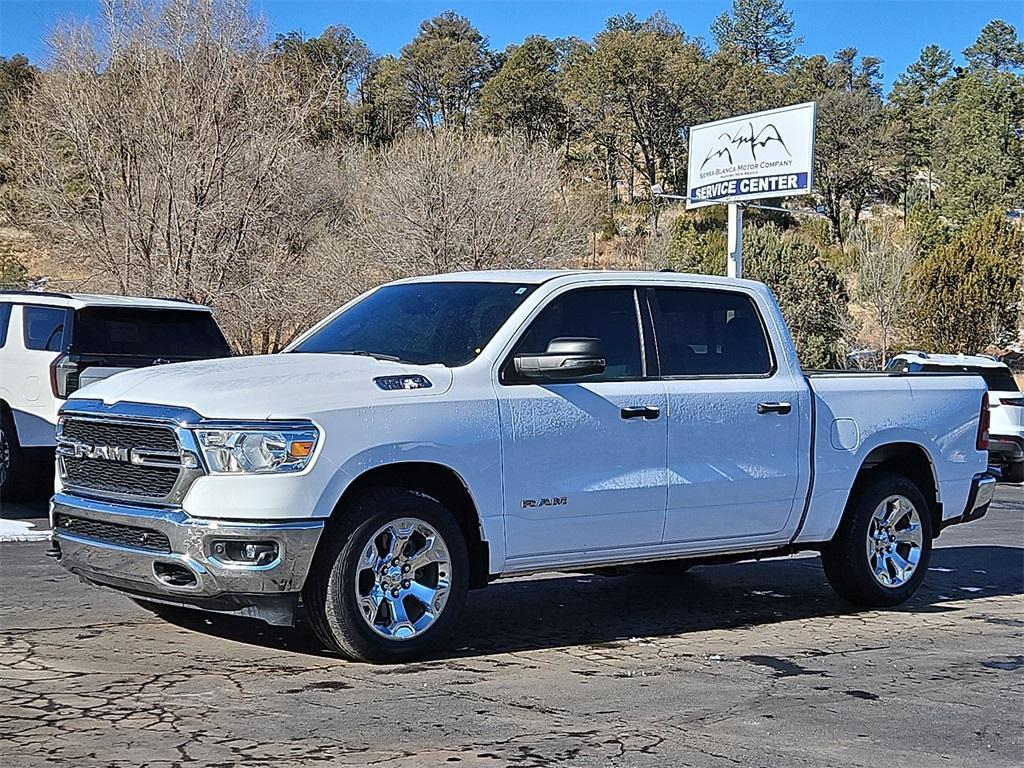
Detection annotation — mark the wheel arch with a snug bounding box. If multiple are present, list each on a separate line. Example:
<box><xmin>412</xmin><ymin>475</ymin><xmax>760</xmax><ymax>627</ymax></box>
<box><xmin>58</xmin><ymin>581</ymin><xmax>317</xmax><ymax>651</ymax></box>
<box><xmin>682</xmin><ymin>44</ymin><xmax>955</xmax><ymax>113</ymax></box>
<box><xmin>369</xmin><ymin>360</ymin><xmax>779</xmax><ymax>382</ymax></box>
<box><xmin>852</xmin><ymin>442</ymin><xmax>942</xmax><ymax>536</ymax></box>
<box><xmin>0</xmin><ymin>398</ymin><xmax>17</xmax><ymax>442</ymax></box>
<box><xmin>323</xmin><ymin>461</ymin><xmax>491</xmax><ymax>589</ymax></box>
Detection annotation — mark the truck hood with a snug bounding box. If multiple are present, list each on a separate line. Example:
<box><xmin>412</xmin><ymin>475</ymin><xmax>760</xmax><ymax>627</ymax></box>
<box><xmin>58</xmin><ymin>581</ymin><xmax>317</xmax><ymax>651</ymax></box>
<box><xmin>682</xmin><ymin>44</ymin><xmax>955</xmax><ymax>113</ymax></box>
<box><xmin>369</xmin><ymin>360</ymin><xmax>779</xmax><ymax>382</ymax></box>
<box><xmin>69</xmin><ymin>353</ymin><xmax>454</xmax><ymax>419</ymax></box>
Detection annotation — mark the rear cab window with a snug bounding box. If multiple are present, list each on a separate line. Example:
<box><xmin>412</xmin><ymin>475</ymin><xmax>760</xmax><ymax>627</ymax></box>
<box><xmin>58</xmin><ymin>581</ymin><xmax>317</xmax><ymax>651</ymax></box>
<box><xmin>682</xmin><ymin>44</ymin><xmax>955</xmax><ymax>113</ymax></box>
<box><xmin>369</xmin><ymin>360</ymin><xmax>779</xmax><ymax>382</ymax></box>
<box><xmin>71</xmin><ymin>307</ymin><xmax>231</xmax><ymax>359</ymax></box>
<box><xmin>23</xmin><ymin>305</ymin><xmax>70</xmax><ymax>351</ymax></box>
<box><xmin>651</xmin><ymin>288</ymin><xmax>773</xmax><ymax>376</ymax></box>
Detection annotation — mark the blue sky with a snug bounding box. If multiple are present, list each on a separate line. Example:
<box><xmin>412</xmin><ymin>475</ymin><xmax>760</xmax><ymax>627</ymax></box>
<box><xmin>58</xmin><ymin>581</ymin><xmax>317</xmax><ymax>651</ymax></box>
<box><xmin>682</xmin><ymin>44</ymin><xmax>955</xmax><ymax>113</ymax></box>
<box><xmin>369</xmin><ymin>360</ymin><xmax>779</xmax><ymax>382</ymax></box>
<box><xmin>0</xmin><ymin>1</ymin><xmax>1017</xmax><ymax>91</ymax></box>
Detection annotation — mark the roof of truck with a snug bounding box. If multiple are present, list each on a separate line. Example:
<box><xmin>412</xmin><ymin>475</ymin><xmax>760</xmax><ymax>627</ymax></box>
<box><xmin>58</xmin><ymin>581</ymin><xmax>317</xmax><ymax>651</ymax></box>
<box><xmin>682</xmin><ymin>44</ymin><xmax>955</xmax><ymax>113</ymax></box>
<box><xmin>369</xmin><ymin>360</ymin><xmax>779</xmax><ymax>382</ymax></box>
<box><xmin>892</xmin><ymin>351</ymin><xmax>1008</xmax><ymax>369</ymax></box>
<box><xmin>390</xmin><ymin>269</ymin><xmax>765</xmax><ymax>289</ymax></box>
<box><xmin>0</xmin><ymin>291</ymin><xmax>212</xmax><ymax>311</ymax></box>
<box><xmin>391</xmin><ymin>269</ymin><xmax>584</xmax><ymax>284</ymax></box>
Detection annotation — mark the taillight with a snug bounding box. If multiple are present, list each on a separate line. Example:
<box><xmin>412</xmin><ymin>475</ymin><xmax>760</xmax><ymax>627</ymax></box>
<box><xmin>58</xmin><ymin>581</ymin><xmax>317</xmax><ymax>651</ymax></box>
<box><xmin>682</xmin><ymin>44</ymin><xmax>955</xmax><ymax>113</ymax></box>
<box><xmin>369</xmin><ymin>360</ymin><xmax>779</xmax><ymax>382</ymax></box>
<box><xmin>976</xmin><ymin>394</ymin><xmax>990</xmax><ymax>451</ymax></box>
<box><xmin>49</xmin><ymin>354</ymin><xmax>79</xmax><ymax>399</ymax></box>
<box><xmin>999</xmin><ymin>397</ymin><xmax>1024</xmax><ymax>407</ymax></box>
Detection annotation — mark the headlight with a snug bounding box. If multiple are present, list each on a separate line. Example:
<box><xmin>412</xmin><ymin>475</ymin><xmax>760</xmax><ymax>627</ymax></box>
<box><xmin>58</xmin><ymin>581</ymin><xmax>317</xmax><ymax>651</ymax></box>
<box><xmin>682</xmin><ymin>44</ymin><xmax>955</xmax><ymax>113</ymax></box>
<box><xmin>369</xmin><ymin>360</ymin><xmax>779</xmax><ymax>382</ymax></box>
<box><xmin>194</xmin><ymin>425</ymin><xmax>319</xmax><ymax>475</ymax></box>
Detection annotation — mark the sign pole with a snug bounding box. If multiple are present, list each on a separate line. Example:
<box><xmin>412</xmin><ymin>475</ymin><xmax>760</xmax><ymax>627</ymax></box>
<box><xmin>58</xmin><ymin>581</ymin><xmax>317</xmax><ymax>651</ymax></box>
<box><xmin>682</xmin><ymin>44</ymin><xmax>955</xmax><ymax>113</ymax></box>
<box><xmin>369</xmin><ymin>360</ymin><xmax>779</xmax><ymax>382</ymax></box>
<box><xmin>727</xmin><ymin>203</ymin><xmax>743</xmax><ymax>278</ymax></box>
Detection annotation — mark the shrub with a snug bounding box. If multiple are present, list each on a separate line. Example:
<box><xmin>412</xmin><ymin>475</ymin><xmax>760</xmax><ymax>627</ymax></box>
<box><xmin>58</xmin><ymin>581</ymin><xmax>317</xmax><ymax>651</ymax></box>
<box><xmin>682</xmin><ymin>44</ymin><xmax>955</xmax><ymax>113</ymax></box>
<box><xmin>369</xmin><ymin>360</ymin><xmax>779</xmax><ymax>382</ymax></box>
<box><xmin>743</xmin><ymin>225</ymin><xmax>850</xmax><ymax>369</ymax></box>
<box><xmin>665</xmin><ymin>214</ymin><xmax>727</xmax><ymax>274</ymax></box>
<box><xmin>0</xmin><ymin>246</ymin><xmax>28</xmax><ymax>289</ymax></box>
<box><xmin>910</xmin><ymin>210</ymin><xmax>1022</xmax><ymax>352</ymax></box>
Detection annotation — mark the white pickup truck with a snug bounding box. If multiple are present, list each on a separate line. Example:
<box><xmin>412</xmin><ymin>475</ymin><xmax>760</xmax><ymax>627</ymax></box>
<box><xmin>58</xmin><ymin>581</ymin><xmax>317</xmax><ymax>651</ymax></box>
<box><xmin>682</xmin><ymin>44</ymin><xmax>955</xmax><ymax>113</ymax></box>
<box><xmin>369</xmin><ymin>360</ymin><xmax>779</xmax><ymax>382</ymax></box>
<box><xmin>50</xmin><ymin>271</ymin><xmax>996</xmax><ymax>662</ymax></box>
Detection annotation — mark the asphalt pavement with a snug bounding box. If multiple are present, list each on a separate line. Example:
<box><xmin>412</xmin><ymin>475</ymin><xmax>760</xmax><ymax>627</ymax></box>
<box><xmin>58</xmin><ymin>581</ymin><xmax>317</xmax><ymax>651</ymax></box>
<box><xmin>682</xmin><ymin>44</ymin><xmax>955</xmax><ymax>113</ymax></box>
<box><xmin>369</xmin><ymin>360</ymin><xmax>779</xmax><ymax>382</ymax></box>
<box><xmin>1</xmin><ymin>486</ymin><xmax>1022</xmax><ymax>767</ymax></box>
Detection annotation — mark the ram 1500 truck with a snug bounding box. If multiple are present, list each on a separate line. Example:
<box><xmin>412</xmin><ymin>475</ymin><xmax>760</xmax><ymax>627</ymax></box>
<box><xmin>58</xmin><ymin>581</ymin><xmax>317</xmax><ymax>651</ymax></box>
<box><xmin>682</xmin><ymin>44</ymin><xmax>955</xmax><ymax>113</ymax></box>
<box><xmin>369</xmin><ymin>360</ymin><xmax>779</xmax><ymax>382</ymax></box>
<box><xmin>50</xmin><ymin>271</ymin><xmax>996</xmax><ymax>662</ymax></box>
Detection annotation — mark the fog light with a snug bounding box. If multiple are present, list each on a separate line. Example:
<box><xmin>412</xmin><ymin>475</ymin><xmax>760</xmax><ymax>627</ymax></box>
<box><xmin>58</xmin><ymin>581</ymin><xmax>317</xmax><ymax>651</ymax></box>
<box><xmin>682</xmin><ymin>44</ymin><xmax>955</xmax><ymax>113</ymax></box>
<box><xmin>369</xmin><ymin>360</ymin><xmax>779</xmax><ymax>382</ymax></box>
<box><xmin>211</xmin><ymin>540</ymin><xmax>278</xmax><ymax>566</ymax></box>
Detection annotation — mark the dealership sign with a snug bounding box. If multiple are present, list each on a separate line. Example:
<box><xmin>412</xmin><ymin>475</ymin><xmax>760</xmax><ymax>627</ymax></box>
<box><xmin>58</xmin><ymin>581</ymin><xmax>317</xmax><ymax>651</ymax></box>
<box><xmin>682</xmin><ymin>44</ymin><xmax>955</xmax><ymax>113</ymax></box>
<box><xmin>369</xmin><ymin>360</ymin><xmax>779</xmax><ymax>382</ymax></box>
<box><xmin>686</xmin><ymin>102</ymin><xmax>816</xmax><ymax>209</ymax></box>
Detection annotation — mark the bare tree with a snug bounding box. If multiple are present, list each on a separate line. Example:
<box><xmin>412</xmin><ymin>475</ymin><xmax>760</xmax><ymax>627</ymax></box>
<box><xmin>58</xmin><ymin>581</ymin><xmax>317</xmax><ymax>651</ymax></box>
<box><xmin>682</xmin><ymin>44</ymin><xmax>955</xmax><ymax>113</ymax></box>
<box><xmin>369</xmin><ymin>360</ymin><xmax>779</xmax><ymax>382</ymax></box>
<box><xmin>338</xmin><ymin>130</ymin><xmax>600</xmax><ymax>290</ymax></box>
<box><xmin>850</xmin><ymin>217</ymin><xmax>919</xmax><ymax>365</ymax></box>
<box><xmin>10</xmin><ymin>0</ymin><xmax>350</xmax><ymax>352</ymax></box>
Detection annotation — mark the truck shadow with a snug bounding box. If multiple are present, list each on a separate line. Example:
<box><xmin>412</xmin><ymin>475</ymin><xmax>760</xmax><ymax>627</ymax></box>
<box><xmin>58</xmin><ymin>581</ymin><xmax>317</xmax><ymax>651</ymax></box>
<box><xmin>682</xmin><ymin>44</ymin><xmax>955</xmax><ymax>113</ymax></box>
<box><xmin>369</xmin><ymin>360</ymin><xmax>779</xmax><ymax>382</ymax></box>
<box><xmin>1</xmin><ymin>490</ymin><xmax>52</xmax><ymax>520</ymax></box>
<box><xmin>154</xmin><ymin>544</ymin><xmax>1024</xmax><ymax>661</ymax></box>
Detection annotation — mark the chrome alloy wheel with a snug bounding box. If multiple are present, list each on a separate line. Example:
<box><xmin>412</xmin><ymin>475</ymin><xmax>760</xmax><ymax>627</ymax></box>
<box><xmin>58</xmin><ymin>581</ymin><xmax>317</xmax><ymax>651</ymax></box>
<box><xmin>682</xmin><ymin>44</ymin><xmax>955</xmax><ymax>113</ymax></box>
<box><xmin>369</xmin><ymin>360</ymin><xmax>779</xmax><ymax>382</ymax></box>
<box><xmin>866</xmin><ymin>494</ymin><xmax>923</xmax><ymax>588</ymax></box>
<box><xmin>355</xmin><ymin>518</ymin><xmax>452</xmax><ymax>640</ymax></box>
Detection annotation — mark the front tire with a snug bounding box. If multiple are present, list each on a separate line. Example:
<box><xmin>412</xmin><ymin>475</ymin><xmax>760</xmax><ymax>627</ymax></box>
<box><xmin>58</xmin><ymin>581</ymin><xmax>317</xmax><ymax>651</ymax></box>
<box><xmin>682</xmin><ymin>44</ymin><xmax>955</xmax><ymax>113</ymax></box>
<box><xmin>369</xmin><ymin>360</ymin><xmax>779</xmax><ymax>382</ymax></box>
<box><xmin>303</xmin><ymin>487</ymin><xmax>469</xmax><ymax>663</ymax></box>
<box><xmin>821</xmin><ymin>471</ymin><xmax>933</xmax><ymax>607</ymax></box>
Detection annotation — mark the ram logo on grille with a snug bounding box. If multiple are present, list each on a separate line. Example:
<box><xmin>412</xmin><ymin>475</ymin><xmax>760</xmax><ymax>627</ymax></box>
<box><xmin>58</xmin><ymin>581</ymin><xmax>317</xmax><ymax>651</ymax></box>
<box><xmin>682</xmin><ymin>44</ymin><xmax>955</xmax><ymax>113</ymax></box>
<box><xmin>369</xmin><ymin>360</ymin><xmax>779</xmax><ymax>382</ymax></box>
<box><xmin>56</xmin><ymin>437</ymin><xmax>185</xmax><ymax>468</ymax></box>
<box><xmin>57</xmin><ymin>440</ymin><xmax>132</xmax><ymax>463</ymax></box>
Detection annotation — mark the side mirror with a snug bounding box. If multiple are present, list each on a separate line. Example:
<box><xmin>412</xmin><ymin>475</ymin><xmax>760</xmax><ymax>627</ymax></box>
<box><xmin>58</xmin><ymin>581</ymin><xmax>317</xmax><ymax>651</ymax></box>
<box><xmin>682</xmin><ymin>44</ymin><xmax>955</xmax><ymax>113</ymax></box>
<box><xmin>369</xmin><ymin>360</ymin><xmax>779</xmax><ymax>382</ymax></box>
<box><xmin>514</xmin><ymin>337</ymin><xmax>606</xmax><ymax>380</ymax></box>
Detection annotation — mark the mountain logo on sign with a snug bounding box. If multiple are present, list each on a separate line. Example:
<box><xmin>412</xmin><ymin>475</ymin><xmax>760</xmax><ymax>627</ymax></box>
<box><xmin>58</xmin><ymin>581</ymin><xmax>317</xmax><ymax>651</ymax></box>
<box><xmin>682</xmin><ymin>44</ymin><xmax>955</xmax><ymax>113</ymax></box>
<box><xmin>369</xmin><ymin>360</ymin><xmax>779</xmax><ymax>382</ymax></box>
<box><xmin>700</xmin><ymin>122</ymin><xmax>791</xmax><ymax>170</ymax></box>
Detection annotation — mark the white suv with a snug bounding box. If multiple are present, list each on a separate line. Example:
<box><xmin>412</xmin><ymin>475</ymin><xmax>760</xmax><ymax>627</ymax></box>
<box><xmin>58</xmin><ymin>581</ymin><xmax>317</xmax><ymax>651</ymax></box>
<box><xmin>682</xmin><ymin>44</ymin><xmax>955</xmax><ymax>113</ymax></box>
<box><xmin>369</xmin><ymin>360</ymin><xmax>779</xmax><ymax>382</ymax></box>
<box><xmin>887</xmin><ymin>352</ymin><xmax>1024</xmax><ymax>483</ymax></box>
<box><xmin>0</xmin><ymin>291</ymin><xmax>231</xmax><ymax>498</ymax></box>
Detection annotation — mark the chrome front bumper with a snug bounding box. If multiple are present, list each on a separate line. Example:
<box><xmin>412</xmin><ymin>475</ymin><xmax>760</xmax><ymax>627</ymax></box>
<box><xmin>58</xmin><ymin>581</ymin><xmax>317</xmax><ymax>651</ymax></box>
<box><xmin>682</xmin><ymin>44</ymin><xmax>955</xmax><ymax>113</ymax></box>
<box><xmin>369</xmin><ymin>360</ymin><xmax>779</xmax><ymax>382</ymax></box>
<box><xmin>51</xmin><ymin>492</ymin><xmax>325</xmax><ymax>625</ymax></box>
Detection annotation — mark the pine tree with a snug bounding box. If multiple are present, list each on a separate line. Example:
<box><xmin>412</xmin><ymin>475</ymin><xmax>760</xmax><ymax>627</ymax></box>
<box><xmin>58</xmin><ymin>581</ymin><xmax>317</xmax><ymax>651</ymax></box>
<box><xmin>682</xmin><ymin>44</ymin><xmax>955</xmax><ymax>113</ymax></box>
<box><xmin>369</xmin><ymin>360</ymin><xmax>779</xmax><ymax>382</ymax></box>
<box><xmin>888</xmin><ymin>45</ymin><xmax>954</xmax><ymax>207</ymax></box>
<box><xmin>477</xmin><ymin>36</ymin><xmax>566</xmax><ymax>144</ymax></box>
<box><xmin>963</xmin><ymin>20</ymin><xmax>1024</xmax><ymax>73</ymax></box>
<box><xmin>935</xmin><ymin>72</ymin><xmax>1024</xmax><ymax>224</ymax></box>
<box><xmin>711</xmin><ymin>0</ymin><xmax>803</xmax><ymax>71</ymax></box>
<box><xmin>400</xmin><ymin>12</ymin><xmax>492</xmax><ymax>130</ymax></box>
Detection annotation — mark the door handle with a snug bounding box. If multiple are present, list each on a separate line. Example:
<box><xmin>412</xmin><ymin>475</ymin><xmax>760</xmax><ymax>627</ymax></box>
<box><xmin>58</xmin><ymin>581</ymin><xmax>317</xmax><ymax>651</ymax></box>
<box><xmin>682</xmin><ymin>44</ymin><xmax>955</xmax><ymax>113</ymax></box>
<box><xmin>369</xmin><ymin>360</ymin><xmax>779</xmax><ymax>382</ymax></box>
<box><xmin>621</xmin><ymin>405</ymin><xmax>661</xmax><ymax>420</ymax></box>
<box><xmin>757</xmin><ymin>401</ymin><xmax>792</xmax><ymax>415</ymax></box>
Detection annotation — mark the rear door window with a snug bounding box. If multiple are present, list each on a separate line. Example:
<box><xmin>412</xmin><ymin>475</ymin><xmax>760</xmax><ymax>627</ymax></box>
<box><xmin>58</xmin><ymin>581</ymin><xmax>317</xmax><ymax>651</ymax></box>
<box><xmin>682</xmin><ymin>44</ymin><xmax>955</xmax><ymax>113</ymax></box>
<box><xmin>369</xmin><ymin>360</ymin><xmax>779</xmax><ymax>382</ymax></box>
<box><xmin>652</xmin><ymin>288</ymin><xmax>773</xmax><ymax>376</ymax></box>
<box><xmin>71</xmin><ymin>307</ymin><xmax>231</xmax><ymax>359</ymax></box>
<box><xmin>23</xmin><ymin>305</ymin><xmax>69</xmax><ymax>351</ymax></box>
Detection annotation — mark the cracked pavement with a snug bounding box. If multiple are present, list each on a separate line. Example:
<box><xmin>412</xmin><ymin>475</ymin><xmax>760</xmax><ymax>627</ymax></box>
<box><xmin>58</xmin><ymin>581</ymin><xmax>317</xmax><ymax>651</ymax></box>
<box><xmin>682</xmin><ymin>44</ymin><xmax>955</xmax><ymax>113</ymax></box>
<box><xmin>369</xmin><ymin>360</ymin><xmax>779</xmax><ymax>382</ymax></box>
<box><xmin>2</xmin><ymin>485</ymin><xmax>1022</xmax><ymax>767</ymax></box>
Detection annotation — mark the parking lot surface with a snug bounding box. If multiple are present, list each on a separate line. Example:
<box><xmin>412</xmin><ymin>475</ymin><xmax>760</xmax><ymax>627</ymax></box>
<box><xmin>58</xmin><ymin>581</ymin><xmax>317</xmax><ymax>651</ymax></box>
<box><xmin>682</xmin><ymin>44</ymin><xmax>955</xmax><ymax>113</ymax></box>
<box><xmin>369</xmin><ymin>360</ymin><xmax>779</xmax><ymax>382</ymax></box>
<box><xmin>2</xmin><ymin>486</ymin><xmax>1022</xmax><ymax>767</ymax></box>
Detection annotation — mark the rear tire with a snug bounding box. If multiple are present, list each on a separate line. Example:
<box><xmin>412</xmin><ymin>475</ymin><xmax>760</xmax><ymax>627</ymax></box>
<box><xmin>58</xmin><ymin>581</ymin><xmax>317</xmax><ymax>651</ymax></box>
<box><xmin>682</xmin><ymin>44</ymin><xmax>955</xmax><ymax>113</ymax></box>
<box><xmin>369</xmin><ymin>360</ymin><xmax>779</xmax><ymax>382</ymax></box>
<box><xmin>0</xmin><ymin>410</ymin><xmax>30</xmax><ymax>503</ymax></box>
<box><xmin>821</xmin><ymin>471</ymin><xmax>932</xmax><ymax>607</ymax></box>
<box><xmin>303</xmin><ymin>487</ymin><xmax>469</xmax><ymax>663</ymax></box>
<box><xmin>1002</xmin><ymin>462</ymin><xmax>1024</xmax><ymax>484</ymax></box>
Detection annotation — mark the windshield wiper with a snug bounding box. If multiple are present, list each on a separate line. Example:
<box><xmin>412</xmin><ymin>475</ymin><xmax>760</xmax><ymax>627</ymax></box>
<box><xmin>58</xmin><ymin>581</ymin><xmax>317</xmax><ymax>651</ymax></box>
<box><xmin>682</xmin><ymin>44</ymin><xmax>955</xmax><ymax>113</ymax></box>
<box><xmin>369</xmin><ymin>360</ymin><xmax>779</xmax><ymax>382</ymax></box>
<box><xmin>331</xmin><ymin>349</ymin><xmax>405</xmax><ymax>363</ymax></box>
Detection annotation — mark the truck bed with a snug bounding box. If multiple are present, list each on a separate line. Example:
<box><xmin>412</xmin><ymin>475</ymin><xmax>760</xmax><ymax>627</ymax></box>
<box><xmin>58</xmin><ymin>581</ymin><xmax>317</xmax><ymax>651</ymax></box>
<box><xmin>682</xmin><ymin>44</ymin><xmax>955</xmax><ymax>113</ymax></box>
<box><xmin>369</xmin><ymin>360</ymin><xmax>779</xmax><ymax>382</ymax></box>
<box><xmin>794</xmin><ymin>371</ymin><xmax>988</xmax><ymax>544</ymax></box>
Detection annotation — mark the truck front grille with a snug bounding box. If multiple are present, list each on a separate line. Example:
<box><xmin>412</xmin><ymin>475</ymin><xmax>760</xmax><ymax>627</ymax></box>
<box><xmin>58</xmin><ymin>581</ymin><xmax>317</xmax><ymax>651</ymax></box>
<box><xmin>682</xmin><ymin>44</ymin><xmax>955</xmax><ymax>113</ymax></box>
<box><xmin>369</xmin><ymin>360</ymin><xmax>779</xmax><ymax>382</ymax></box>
<box><xmin>60</xmin><ymin>457</ymin><xmax>180</xmax><ymax>499</ymax></box>
<box><xmin>57</xmin><ymin>417</ymin><xmax>185</xmax><ymax>502</ymax></box>
<box><xmin>60</xmin><ymin>419</ymin><xmax>179</xmax><ymax>452</ymax></box>
<box><xmin>54</xmin><ymin>513</ymin><xmax>172</xmax><ymax>553</ymax></box>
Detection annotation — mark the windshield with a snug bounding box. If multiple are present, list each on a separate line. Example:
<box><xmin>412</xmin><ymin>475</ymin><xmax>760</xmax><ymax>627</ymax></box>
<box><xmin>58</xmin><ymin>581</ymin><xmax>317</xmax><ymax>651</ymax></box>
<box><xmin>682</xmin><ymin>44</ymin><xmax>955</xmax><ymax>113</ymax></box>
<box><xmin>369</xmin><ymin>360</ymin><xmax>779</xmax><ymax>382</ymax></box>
<box><xmin>72</xmin><ymin>307</ymin><xmax>231</xmax><ymax>359</ymax></box>
<box><xmin>292</xmin><ymin>282</ymin><xmax>536</xmax><ymax>366</ymax></box>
